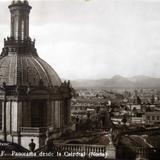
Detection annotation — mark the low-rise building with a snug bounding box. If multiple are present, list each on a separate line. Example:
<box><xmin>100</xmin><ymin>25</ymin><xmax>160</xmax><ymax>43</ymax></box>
<box><xmin>130</xmin><ymin>117</ymin><xmax>145</xmax><ymax>124</ymax></box>
<box><xmin>145</xmin><ymin>112</ymin><xmax>160</xmax><ymax>124</ymax></box>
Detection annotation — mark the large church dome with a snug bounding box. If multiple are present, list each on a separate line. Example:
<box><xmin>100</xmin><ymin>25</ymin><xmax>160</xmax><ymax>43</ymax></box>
<box><xmin>0</xmin><ymin>54</ymin><xmax>61</xmax><ymax>87</ymax></box>
<box><xmin>0</xmin><ymin>0</ymin><xmax>72</xmax><ymax>150</ymax></box>
<box><xmin>0</xmin><ymin>0</ymin><xmax>61</xmax><ymax>87</ymax></box>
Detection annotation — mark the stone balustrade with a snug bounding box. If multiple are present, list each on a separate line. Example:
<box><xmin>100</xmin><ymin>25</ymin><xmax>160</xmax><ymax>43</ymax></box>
<box><xmin>53</xmin><ymin>143</ymin><xmax>116</xmax><ymax>159</ymax></box>
<box><xmin>54</xmin><ymin>143</ymin><xmax>112</xmax><ymax>154</ymax></box>
<box><xmin>4</xmin><ymin>37</ymin><xmax>35</xmax><ymax>46</ymax></box>
<box><xmin>20</xmin><ymin>127</ymin><xmax>47</xmax><ymax>133</ymax></box>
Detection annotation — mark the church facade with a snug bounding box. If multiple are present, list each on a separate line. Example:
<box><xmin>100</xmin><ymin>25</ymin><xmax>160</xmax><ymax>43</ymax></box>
<box><xmin>0</xmin><ymin>0</ymin><xmax>72</xmax><ymax>149</ymax></box>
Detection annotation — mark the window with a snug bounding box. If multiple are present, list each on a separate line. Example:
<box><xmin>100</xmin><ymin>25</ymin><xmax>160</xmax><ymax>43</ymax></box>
<box><xmin>21</xmin><ymin>20</ymin><xmax>24</xmax><ymax>40</ymax></box>
<box><xmin>31</xmin><ymin>100</ymin><xmax>47</xmax><ymax>127</ymax></box>
<box><xmin>152</xmin><ymin>116</ymin><xmax>155</xmax><ymax>120</ymax></box>
<box><xmin>15</xmin><ymin>16</ymin><xmax>18</xmax><ymax>40</ymax></box>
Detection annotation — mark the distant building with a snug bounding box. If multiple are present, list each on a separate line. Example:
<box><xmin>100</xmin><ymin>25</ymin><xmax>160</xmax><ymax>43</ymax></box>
<box><xmin>130</xmin><ymin>105</ymin><xmax>141</xmax><ymax>111</ymax></box>
<box><xmin>145</xmin><ymin>112</ymin><xmax>160</xmax><ymax>125</ymax></box>
<box><xmin>130</xmin><ymin>117</ymin><xmax>145</xmax><ymax>125</ymax></box>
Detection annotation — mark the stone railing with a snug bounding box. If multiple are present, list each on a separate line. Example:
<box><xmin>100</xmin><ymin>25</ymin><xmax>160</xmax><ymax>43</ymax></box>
<box><xmin>20</xmin><ymin>127</ymin><xmax>47</xmax><ymax>133</ymax></box>
<box><xmin>4</xmin><ymin>37</ymin><xmax>35</xmax><ymax>46</ymax></box>
<box><xmin>54</xmin><ymin>143</ymin><xmax>115</xmax><ymax>159</ymax></box>
<box><xmin>55</xmin><ymin>143</ymin><xmax>106</xmax><ymax>154</ymax></box>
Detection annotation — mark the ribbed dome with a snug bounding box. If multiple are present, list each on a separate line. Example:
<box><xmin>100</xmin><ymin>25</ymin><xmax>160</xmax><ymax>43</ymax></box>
<box><xmin>0</xmin><ymin>54</ymin><xmax>61</xmax><ymax>87</ymax></box>
<box><xmin>0</xmin><ymin>0</ymin><xmax>62</xmax><ymax>88</ymax></box>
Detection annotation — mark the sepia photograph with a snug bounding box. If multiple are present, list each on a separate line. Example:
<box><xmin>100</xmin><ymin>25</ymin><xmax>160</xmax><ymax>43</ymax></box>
<box><xmin>0</xmin><ymin>0</ymin><xmax>160</xmax><ymax>159</ymax></box>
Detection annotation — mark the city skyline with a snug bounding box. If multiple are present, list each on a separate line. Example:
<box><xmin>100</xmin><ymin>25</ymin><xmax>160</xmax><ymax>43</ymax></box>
<box><xmin>1</xmin><ymin>0</ymin><xmax>160</xmax><ymax>80</ymax></box>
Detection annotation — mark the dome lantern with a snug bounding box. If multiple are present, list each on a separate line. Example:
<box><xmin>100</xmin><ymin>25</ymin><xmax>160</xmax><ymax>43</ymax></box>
<box><xmin>9</xmin><ymin>0</ymin><xmax>31</xmax><ymax>40</ymax></box>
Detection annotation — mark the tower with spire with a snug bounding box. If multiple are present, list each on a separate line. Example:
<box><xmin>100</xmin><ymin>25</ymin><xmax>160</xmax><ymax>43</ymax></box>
<box><xmin>0</xmin><ymin>0</ymin><xmax>72</xmax><ymax>149</ymax></box>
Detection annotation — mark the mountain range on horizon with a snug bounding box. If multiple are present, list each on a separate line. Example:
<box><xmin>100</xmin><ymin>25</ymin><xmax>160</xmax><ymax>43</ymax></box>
<box><xmin>70</xmin><ymin>75</ymin><xmax>160</xmax><ymax>88</ymax></box>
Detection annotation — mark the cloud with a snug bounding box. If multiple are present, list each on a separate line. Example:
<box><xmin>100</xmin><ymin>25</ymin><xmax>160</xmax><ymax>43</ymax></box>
<box><xmin>1</xmin><ymin>0</ymin><xmax>160</xmax><ymax>79</ymax></box>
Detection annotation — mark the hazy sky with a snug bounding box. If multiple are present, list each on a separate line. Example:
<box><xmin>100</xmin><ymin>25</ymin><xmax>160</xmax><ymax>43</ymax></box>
<box><xmin>1</xmin><ymin>0</ymin><xmax>160</xmax><ymax>80</ymax></box>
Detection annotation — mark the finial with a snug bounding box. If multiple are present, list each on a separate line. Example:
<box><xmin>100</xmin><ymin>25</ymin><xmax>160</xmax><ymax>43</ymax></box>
<box><xmin>12</xmin><ymin>0</ymin><xmax>15</xmax><ymax>4</ymax></box>
<box><xmin>17</xmin><ymin>0</ymin><xmax>22</xmax><ymax>3</ymax></box>
<box><xmin>24</xmin><ymin>0</ymin><xmax>29</xmax><ymax>4</ymax></box>
<box><xmin>11</xmin><ymin>0</ymin><xmax>29</xmax><ymax>5</ymax></box>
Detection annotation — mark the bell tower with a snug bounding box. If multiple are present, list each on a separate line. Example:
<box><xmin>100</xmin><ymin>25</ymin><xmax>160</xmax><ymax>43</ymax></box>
<box><xmin>9</xmin><ymin>0</ymin><xmax>31</xmax><ymax>40</ymax></box>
